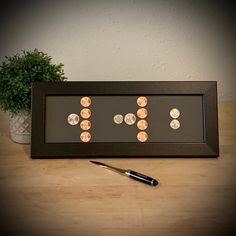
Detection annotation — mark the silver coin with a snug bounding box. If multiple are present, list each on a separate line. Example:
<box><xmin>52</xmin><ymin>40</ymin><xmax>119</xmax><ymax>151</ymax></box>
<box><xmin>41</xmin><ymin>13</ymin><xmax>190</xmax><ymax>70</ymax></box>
<box><xmin>170</xmin><ymin>119</ymin><xmax>180</xmax><ymax>130</ymax></box>
<box><xmin>113</xmin><ymin>114</ymin><xmax>123</xmax><ymax>124</ymax></box>
<box><xmin>124</xmin><ymin>113</ymin><xmax>136</xmax><ymax>125</ymax></box>
<box><xmin>170</xmin><ymin>108</ymin><xmax>180</xmax><ymax>119</ymax></box>
<box><xmin>67</xmin><ymin>113</ymin><xmax>79</xmax><ymax>125</ymax></box>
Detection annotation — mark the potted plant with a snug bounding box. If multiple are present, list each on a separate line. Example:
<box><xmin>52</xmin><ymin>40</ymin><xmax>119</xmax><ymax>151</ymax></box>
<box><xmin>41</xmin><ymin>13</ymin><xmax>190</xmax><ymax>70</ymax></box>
<box><xmin>0</xmin><ymin>49</ymin><xmax>66</xmax><ymax>143</ymax></box>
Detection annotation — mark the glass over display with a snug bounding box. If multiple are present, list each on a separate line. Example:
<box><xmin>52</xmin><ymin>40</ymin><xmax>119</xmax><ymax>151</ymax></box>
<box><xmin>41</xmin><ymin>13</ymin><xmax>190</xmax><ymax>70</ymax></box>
<box><xmin>45</xmin><ymin>95</ymin><xmax>204</xmax><ymax>143</ymax></box>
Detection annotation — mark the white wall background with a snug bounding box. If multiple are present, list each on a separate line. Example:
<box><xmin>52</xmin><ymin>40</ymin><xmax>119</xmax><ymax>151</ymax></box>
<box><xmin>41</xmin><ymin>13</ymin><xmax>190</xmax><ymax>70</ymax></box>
<box><xmin>0</xmin><ymin>0</ymin><xmax>235</xmax><ymax>100</ymax></box>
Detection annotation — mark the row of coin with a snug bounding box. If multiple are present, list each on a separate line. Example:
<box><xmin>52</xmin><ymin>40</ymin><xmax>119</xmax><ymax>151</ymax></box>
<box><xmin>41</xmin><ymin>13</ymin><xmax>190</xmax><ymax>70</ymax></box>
<box><xmin>113</xmin><ymin>96</ymin><xmax>149</xmax><ymax>142</ymax></box>
<box><xmin>113</xmin><ymin>96</ymin><xmax>148</xmax><ymax>125</ymax></box>
<box><xmin>113</xmin><ymin>110</ymin><xmax>148</xmax><ymax>125</ymax></box>
<box><xmin>169</xmin><ymin>108</ymin><xmax>180</xmax><ymax>130</ymax></box>
<box><xmin>68</xmin><ymin>96</ymin><xmax>181</xmax><ymax>141</ymax></box>
<box><xmin>113</xmin><ymin>97</ymin><xmax>148</xmax><ymax>142</ymax></box>
<box><xmin>136</xmin><ymin>96</ymin><xmax>148</xmax><ymax>142</ymax></box>
<box><xmin>113</xmin><ymin>114</ymin><xmax>148</xmax><ymax>130</ymax></box>
<box><xmin>67</xmin><ymin>97</ymin><xmax>92</xmax><ymax>142</ymax></box>
<box><xmin>67</xmin><ymin>111</ymin><xmax>91</xmax><ymax>126</ymax></box>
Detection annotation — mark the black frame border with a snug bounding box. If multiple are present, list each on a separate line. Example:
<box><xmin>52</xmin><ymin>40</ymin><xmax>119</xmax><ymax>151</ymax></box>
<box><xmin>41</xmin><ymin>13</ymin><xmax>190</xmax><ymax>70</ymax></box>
<box><xmin>31</xmin><ymin>81</ymin><xmax>219</xmax><ymax>158</ymax></box>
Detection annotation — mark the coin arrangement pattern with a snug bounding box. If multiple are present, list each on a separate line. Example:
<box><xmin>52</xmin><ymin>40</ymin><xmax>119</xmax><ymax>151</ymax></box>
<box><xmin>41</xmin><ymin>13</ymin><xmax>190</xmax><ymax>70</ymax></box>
<box><xmin>136</xmin><ymin>96</ymin><xmax>148</xmax><ymax>142</ymax></box>
<box><xmin>169</xmin><ymin>108</ymin><xmax>180</xmax><ymax>130</ymax></box>
<box><xmin>67</xmin><ymin>96</ymin><xmax>92</xmax><ymax>142</ymax></box>
<box><xmin>112</xmin><ymin>96</ymin><xmax>149</xmax><ymax>142</ymax></box>
<box><xmin>67</xmin><ymin>97</ymin><xmax>181</xmax><ymax>142</ymax></box>
<box><xmin>113</xmin><ymin>113</ymin><xmax>137</xmax><ymax>125</ymax></box>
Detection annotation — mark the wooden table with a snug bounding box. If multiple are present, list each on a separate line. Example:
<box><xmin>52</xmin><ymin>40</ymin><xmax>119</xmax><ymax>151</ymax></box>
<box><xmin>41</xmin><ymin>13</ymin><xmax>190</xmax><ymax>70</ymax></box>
<box><xmin>0</xmin><ymin>102</ymin><xmax>236</xmax><ymax>236</ymax></box>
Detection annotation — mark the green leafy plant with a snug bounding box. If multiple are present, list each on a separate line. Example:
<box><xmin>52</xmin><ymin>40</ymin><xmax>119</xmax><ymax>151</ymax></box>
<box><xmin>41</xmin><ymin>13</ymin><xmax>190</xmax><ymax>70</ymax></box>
<box><xmin>0</xmin><ymin>49</ymin><xmax>66</xmax><ymax>115</ymax></box>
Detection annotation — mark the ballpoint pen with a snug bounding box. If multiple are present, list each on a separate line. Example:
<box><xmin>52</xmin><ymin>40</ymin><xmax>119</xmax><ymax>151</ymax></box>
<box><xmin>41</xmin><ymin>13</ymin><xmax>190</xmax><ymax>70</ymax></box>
<box><xmin>90</xmin><ymin>161</ymin><xmax>158</xmax><ymax>186</ymax></box>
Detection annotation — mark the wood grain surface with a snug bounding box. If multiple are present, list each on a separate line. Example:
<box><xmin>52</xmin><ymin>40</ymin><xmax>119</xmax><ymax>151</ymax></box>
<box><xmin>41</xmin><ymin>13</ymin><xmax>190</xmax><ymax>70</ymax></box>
<box><xmin>0</xmin><ymin>102</ymin><xmax>236</xmax><ymax>236</ymax></box>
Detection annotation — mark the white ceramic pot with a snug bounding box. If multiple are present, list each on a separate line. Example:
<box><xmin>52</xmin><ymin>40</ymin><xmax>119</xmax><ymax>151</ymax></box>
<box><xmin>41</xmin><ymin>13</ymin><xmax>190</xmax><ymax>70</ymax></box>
<box><xmin>9</xmin><ymin>110</ymin><xmax>31</xmax><ymax>144</ymax></box>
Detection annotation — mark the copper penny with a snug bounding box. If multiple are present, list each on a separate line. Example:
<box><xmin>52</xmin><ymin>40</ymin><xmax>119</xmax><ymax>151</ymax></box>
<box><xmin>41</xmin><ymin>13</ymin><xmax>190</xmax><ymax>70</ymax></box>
<box><xmin>80</xmin><ymin>96</ymin><xmax>91</xmax><ymax>107</ymax></box>
<box><xmin>80</xmin><ymin>131</ymin><xmax>91</xmax><ymax>142</ymax></box>
<box><xmin>137</xmin><ymin>119</ymin><xmax>148</xmax><ymax>130</ymax></box>
<box><xmin>67</xmin><ymin>113</ymin><xmax>79</xmax><ymax>125</ymax></box>
<box><xmin>80</xmin><ymin>108</ymin><xmax>91</xmax><ymax>119</ymax></box>
<box><xmin>137</xmin><ymin>96</ymin><xmax>148</xmax><ymax>107</ymax></box>
<box><xmin>137</xmin><ymin>108</ymin><xmax>148</xmax><ymax>119</ymax></box>
<box><xmin>80</xmin><ymin>120</ymin><xmax>91</xmax><ymax>130</ymax></box>
<box><xmin>137</xmin><ymin>131</ymin><xmax>148</xmax><ymax>142</ymax></box>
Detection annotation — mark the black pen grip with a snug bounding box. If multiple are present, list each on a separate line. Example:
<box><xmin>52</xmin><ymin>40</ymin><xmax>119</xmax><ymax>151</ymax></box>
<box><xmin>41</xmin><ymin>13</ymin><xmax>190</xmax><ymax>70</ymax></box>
<box><xmin>127</xmin><ymin>170</ymin><xmax>158</xmax><ymax>186</ymax></box>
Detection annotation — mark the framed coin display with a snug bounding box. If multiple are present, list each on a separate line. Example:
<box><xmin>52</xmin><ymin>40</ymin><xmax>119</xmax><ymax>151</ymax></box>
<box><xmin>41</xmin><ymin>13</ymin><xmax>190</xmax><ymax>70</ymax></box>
<box><xmin>31</xmin><ymin>81</ymin><xmax>219</xmax><ymax>158</ymax></box>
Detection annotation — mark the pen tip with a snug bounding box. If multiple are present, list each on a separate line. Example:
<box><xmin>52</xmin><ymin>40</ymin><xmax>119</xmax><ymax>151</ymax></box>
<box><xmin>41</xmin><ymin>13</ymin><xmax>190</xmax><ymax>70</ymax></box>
<box><xmin>90</xmin><ymin>161</ymin><xmax>106</xmax><ymax>166</ymax></box>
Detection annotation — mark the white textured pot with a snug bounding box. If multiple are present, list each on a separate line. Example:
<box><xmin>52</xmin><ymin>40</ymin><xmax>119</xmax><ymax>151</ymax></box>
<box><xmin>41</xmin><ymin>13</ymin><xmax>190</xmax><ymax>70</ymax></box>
<box><xmin>9</xmin><ymin>110</ymin><xmax>31</xmax><ymax>144</ymax></box>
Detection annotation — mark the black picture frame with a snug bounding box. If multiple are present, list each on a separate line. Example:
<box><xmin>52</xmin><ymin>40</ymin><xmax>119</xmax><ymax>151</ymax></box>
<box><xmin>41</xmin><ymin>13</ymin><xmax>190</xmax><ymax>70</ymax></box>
<box><xmin>31</xmin><ymin>81</ymin><xmax>219</xmax><ymax>158</ymax></box>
